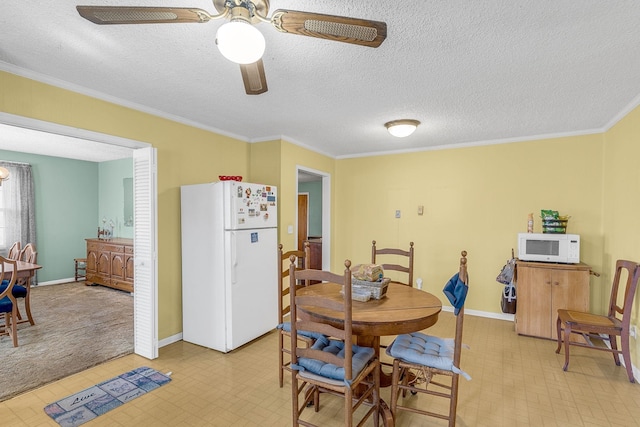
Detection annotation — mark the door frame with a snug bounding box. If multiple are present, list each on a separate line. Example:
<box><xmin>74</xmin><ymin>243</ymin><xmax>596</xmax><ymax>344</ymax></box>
<box><xmin>297</xmin><ymin>192</ymin><xmax>309</xmax><ymax>250</ymax></box>
<box><xmin>0</xmin><ymin>112</ymin><xmax>158</xmax><ymax>358</ymax></box>
<box><xmin>296</xmin><ymin>166</ymin><xmax>331</xmax><ymax>270</ymax></box>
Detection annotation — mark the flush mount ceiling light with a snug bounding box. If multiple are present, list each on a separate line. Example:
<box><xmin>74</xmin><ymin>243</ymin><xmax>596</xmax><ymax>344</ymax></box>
<box><xmin>216</xmin><ymin>6</ymin><xmax>266</xmax><ymax>65</ymax></box>
<box><xmin>385</xmin><ymin>119</ymin><xmax>420</xmax><ymax>138</ymax></box>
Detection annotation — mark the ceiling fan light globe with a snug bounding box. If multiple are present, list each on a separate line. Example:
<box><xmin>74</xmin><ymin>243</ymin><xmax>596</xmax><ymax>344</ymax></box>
<box><xmin>385</xmin><ymin>120</ymin><xmax>420</xmax><ymax>137</ymax></box>
<box><xmin>216</xmin><ymin>20</ymin><xmax>265</xmax><ymax>65</ymax></box>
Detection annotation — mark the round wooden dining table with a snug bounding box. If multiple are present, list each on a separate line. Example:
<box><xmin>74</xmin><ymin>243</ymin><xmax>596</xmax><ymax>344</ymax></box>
<box><xmin>296</xmin><ymin>282</ymin><xmax>442</xmax><ymax>379</ymax></box>
<box><xmin>296</xmin><ymin>282</ymin><xmax>441</xmax><ymax>427</ymax></box>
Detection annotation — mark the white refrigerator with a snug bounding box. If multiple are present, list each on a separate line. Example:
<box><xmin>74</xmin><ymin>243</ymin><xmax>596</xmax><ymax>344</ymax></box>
<box><xmin>180</xmin><ymin>181</ymin><xmax>278</xmax><ymax>353</ymax></box>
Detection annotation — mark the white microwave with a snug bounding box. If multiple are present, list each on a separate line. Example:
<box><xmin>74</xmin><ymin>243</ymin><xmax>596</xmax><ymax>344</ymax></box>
<box><xmin>517</xmin><ymin>233</ymin><xmax>580</xmax><ymax>264</ymax></box>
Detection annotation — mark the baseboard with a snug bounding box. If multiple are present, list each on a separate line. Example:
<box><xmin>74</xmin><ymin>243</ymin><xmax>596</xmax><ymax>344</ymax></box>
<box><xmin>442</xmin><ymin>304</ymin><xmax>515</xmax><ymax>322</ymax></box>
<box><xmin>159</xmin><ymin>333</ymin><xmax>182</xmax><ymax>348</ymax></box>
<box><xmin>36</xmin><ymin>278</ymin><xmax>78</xmax><ymax>286</ymax></box>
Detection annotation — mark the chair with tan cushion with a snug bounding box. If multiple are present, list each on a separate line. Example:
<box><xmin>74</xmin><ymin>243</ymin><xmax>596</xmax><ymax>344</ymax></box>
<box><xmin>556</xmin><ymin>259</ymin><xmax>640</xmax><ymax>383</ymax></box>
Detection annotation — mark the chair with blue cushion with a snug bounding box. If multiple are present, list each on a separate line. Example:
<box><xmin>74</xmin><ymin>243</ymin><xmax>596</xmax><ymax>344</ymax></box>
<box><xmin>289</xmin><ymin>257</ymin><xmax>380</xmax><ymax>427</ymax></box>
<box><xmin>277</xmin><ymin>242</ymin><xmax>315</xmax><ymax>388</ymax></box>
<box><xmin>0</xmin><ymin>255</ymin><xmax>20</xmax><ymax>347</ymax></box>
<box><xmin>387</xmin><ymin>250</ymin><xmax>470</xmax><ymax>427</ymax></box>
<box><xmin>371</xmin><ymin>240</ymin><xmax>414</xmax><ymax>286</ymax></box>
<box><xmin>0</xmin><ymin>242</ymin><xmax>38</xmax><ymax>326</ymax></box>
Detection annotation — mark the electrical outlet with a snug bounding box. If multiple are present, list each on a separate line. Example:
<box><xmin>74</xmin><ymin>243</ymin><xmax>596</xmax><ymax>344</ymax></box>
<box><xmin>631</xmin><ymin>326</ymin><xmax>637</xmax><ymax>338</ymax></box>
<box><xmin>395</xmin><ymin>210</ymin><xmax>401</xmax><ymax>218</ymax></box>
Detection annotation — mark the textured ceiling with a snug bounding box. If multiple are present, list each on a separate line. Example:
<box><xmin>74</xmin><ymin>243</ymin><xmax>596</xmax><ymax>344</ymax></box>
<box><xmin>1</xmin><ymin>1</ymin><xmax>640</xmax><ymax>160</ymax></box>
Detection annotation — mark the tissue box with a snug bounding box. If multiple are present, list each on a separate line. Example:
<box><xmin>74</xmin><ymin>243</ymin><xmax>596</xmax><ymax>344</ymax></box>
<box><xmin>351</xmin><ymin>277</ymin><xmax>390</xmax><ymax>300</ymax></box>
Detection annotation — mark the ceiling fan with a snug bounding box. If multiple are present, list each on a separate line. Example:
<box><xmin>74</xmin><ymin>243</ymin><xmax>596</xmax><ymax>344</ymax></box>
<box><xmin>76</xmin><ymin>0</ymin><xmax>387</xmax><ymax>95</ymax></box>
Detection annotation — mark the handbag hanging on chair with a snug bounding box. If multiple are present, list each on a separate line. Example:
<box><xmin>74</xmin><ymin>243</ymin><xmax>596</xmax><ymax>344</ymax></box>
<box><xmin>497</xmin><ymin>249</ymin><xmax>517</xmax><ymax>314</ymax></box>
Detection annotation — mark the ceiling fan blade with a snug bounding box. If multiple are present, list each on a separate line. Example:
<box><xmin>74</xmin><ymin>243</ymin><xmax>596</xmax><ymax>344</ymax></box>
<box><xmin>271</xmin><ymin>9</ymin><xmax>387</xmax><ymax>48</ymax></box>
<box><xmin>76</xmin><ymin>6</ymin><xmax>213</xmax><ymax>25</ymax></box>
<box><xmin>240</xmin><ymin>60</ymin><xmax>268</xmax><ymax>95</ymax></box>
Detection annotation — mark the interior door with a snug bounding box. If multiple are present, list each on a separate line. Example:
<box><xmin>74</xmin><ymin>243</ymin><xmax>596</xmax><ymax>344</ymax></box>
<box><xmin>297</xmin><ymin>194</ymin><xmax>308</xmax><ymax>250</ymax></box>
<box><xmin>133</xmin><ymin>147</ymin><xmax>158</xmax><ymax>359</ymax></box>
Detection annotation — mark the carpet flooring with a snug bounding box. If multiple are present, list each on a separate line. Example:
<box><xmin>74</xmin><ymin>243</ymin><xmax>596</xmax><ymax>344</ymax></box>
<box><xmin>0</xmin><ymin>282</ymin><xmax>133</xmax><ymax>401</ymax></box>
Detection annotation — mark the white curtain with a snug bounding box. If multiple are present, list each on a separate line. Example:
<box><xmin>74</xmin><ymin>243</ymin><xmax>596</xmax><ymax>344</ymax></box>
<box><xmin>1</xmin><ymin>161</ymin><xmax>36</xmax><ymax>256</ymax></box>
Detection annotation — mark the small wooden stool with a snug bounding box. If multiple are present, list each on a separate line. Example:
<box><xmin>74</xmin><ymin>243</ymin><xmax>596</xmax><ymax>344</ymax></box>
<box><xmin>74</xmin><ymin>258</ymin><xmax>87</xmax><ymax>282</ymax></box>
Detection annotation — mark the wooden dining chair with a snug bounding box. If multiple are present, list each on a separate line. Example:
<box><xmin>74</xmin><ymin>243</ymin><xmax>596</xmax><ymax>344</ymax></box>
<box><xmin>7</xmin><ymin>241</ymin><xmax>21</xmax><ymax>261</ymax></box>
<box><xmin>75</xmin><ymin>258</ymin><xmax>87</xmax><ymax>282</ymax></box>
<box><xmin>371</xmin><ymin>240</ymin><xmax>414</xmax><ymax>286</ymax></box>
<box><xmin>556</xmin><ymin>259</ymin><xmax>640</xmax><ymax>383</ymax></box>
<box><xmin>289</xmin><ymin>257</ymin><xmax>380</xmax><ymax>427</ymax></box>
<box><xmin>14</xmin><ymin>243</ymin><xmax>37</xmax><ymax>325</ymax></box>
<box><xmin>387</xmin><ymin>251</ymin><xmax>470</xmax><ymax>427</ymax></box>
<box><xmin>0</xmin><ymin>255</ymin><xmax>20</xmax><ymax>347</ymax></box>
<box><xmin>372</xmin><ymin>240</ymin><xmax>415</xmax><ymax>356</ymax></box>
<box><xmin>277</xmin><ymin>242</ymin><xmax>316</xmax><ymax>388</ymax></box>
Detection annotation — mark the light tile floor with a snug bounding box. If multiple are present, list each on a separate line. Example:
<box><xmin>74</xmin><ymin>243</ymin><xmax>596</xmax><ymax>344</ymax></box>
<box><xmin>1</xmin><ymin>312</ymin><xmax>639</xmax><ymax>426</ymax></box>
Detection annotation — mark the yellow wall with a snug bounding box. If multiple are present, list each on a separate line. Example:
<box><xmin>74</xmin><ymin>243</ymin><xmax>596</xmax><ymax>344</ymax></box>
<box><xmin>4</xmin><ymin>70</ymin><xmax>640</xmax><ymax>373</ymax></box>
<box><xmin>0</xmin><ymin>71</ymin><xmax>250</xmax><ymax>339</ymax></box>
<box><xmin>602</xmin><ymin>104</ymin><xmax>640</xmax><ymax>366</ymax></box>
<box><xmin>278</xmin><ymin>141</ymin><xmax>335</xmax><ymax>250</ymax></box>
<box><xmin>334</xmin><ymin>135</ymin><xmax>604</xmax><ymax>313</ymax></box>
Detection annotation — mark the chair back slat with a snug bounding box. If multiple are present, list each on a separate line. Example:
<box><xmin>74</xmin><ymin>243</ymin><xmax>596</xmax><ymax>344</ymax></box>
<box><xmin>296</xmin><ymin>320</ymin><xmax>344</xmax><ymax>340</ymax></box>
<box><xmin>298</xmin><ymin>347</ymin><xmax>345</xmax><ymax>367</ymax></box>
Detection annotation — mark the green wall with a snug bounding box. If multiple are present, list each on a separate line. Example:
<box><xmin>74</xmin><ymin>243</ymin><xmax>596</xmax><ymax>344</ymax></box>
<box><xmin>99</xmin><ymin>158</ymin><xmax>133</xmax><ymax>239</ymax></box>
<box><xmin>0</xmin><ymin>149</ymin><xmax>98</xmax><ymax>282</ymax></box>
<box><xmin>0</xmin><ymin>151</ymin><xmax>133</xmax><ymax>282</ymax></box>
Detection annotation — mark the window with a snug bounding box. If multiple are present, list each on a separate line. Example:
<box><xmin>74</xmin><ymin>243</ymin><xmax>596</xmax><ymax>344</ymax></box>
<box><xmin>0</xmin><ymin>184</ymin><xmax>5</xmax><ymax>250</ymax></box>
<box><xmin>0</xmin><ymin>161</ymin><xmax>35</xmax><ymax>257</ymax></box>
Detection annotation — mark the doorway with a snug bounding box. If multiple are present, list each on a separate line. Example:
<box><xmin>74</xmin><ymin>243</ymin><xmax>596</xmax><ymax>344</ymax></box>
<box><xmin>0</xmin><ymin>112</ymin><xmax>158</xmax><ymax>359</ymax></box>
<box><xmin>297</xmin><ymin>193</ymin><xmax>309</xmax><ymax>251</ymax></box>
<box><xmin>296</xmin><ymin>166</ymin><xmax>330</xmax><ymax>270</ymax></box>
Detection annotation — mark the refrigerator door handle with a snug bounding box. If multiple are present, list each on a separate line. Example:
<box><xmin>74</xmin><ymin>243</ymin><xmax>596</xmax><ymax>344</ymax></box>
<box><xmin>231</xmin><ymin>231</ymin><xmax>237</xmax><ymax>285</ymax></box>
